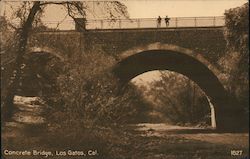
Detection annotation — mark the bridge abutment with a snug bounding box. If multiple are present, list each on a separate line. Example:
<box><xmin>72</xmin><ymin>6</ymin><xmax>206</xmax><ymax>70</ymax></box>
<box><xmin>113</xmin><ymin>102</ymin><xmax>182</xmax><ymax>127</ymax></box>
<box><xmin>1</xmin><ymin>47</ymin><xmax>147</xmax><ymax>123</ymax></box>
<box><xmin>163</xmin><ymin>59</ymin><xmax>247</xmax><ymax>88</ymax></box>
<box><xmin>214</xmin><ymin>98</ymin><xmax>248</xmax><ymax>132</ymax></box>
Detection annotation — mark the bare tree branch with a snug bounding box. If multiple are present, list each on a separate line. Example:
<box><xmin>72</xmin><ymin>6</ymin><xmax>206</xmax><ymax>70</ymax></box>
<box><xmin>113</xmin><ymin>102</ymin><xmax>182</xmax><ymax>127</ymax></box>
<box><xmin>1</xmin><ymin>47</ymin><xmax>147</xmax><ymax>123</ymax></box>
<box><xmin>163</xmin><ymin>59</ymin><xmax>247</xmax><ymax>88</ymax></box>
<box><xmin>39</xmin><ymin>2</ymin><xmax>69</xmax><ymax>6</ymax></box>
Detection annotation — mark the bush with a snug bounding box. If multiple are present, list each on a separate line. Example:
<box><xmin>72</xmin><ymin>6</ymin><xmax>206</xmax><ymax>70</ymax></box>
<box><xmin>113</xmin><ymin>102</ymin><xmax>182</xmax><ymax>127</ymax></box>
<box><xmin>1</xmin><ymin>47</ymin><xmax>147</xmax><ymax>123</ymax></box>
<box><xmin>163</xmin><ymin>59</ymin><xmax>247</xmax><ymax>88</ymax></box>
<box><xmin>47</xmin><ymin>50</ymin><xmax>147</xmax><ymax>126</ymax></box>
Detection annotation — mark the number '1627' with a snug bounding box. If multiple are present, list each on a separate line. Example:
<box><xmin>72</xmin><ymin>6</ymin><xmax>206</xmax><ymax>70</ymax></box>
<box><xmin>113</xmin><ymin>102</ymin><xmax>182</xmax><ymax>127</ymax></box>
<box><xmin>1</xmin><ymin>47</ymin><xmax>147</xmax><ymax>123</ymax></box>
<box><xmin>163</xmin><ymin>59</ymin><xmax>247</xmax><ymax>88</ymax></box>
<box><xmin>231</xmin><ymin>150</ymin><xmax>243</xmax><ymax>156</ymax></box>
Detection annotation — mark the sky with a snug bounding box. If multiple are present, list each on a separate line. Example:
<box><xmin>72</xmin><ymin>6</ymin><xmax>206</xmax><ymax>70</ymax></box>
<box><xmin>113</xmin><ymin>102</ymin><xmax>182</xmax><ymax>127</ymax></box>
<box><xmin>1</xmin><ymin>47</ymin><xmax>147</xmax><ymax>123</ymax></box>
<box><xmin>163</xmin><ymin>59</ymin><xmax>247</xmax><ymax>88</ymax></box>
<box><xmin>1</xmin><ymin>0</ymin><xmax>247</xmax><ymax>18</ymax></box>
<box><xmin>123</xmin><ymin>0</ymin><xmax>247</xmax><ymax>18</ymax></box>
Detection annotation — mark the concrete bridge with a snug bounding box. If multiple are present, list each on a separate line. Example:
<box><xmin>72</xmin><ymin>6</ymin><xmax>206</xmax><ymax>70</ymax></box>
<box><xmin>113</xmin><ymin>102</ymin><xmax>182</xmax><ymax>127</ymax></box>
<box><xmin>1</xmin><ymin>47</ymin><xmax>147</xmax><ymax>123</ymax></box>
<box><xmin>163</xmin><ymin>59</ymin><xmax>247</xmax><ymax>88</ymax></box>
<box><xmin>20</xmin><ymin>16</ymin><xmax>246</xmax><ymax>131</ymax></box>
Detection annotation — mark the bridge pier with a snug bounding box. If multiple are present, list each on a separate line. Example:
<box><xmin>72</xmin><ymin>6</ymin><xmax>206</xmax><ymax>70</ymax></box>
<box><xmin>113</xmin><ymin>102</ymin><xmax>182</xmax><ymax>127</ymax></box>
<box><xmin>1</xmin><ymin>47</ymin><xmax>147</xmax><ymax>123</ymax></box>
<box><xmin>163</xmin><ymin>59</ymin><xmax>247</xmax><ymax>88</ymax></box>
<box><xmin>206</xmin><ymin>97</ymin><xmax>216</xmax><ymax>128</ymax></box>
<box><xmin>74</xmin><ymin>18</ymin><xmax>86</xmax><ymax>31</ymax></box>
<box><xmin>214</xmin><ymin>99</ymin><xmax>248</xmax><ymax>132</ymax></box>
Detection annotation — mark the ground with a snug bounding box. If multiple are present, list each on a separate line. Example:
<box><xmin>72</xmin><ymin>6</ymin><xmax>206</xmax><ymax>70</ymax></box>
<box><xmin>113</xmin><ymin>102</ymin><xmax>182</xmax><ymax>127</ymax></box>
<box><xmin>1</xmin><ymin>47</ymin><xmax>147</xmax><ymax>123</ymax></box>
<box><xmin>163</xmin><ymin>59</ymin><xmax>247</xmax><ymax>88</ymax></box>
<box><xmin>1</xmin><ymin>96</ymin><xmax>249</xmax><ymax>159</ymax></box>
<box><xmin>126</xmin><ymin>123</ymin><xmax>249</xmax><ymax>159</ymax></box>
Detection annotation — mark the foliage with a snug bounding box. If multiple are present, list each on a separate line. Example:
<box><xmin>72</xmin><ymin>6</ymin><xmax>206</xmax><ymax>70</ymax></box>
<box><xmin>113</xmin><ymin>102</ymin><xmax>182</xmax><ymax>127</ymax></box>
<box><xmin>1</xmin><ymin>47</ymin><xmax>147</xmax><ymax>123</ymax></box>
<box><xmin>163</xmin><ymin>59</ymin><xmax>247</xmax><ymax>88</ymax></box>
<box><xmin>80</xmin><ymin>1</ymin><xmax>129</xmax><ymax>19</ymax></box>
<box><xmin>2</xmin><ymin>2</ymin><xmax>136</xmax><ymax>158</ymax></box>
<box><xmin>47</xmin><ymin>50</ymin><xmax>147</xmax><ymax>127</ymax></box>
<box><xmin>146</xmin><ymin>71</ymin><xmax>210</xmax><ymax>126</ymax></box>
<box><xmin>224</xmin><ymin>2</ymin><xmax>249</xmax><ymax>56</ymax></box>
<box><xmin>42</xmin><ymin>125</ymin><xmax>133</xmax><ymax>159</ymax></box>
<box><xmin>1</xmin><ymin>2</ymin><xmax>141</xmax><ymax>158</ymax></box>
<box><xmin>220</xmin><ymin>2</ymin><xmax>249</xmax><ymax>111</ymax></box>
<box><xmin>1</xmin><ymin>1</ymin><xmax>130</xmax><ymax>120</ymax></box>
<box><xmin>33</xmin><ymin>50</ymin><xmax>146</xmax><ymax>158</ymax></box>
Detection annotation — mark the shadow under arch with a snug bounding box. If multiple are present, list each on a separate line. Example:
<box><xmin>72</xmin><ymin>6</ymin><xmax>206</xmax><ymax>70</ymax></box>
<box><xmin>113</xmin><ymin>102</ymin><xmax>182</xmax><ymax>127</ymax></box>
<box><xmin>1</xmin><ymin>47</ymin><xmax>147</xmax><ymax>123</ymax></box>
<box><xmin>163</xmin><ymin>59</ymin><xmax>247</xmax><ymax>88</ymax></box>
<box><xmin>113</xmin><ymin>44</ymin><xmax>247</xmax><ymax>132</ymax></box>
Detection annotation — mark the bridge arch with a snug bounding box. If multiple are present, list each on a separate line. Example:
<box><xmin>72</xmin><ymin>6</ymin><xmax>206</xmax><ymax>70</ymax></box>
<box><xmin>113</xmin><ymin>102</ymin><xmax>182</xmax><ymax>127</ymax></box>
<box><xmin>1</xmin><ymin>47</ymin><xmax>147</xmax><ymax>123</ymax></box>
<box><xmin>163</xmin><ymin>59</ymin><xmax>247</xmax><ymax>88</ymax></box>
<box><xmin>26</xmin><ymin>46</ymin><xmax>65</xmax><ymax>61</ymax></box>
<box><xmin>113</xmin><ymin>43</ymin><xmax>245</xmax><ymax>131</ymax></box>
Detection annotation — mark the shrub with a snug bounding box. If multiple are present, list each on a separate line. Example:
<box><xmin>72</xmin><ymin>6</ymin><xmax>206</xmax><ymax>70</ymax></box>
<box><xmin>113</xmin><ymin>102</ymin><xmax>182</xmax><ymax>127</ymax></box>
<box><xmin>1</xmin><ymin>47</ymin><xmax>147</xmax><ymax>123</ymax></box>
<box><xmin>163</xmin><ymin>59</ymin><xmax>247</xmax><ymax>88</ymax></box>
<box><xmin>220</xmin><ymin>2</ymin><xmax>249</xmax><ymax>113</ymax></box>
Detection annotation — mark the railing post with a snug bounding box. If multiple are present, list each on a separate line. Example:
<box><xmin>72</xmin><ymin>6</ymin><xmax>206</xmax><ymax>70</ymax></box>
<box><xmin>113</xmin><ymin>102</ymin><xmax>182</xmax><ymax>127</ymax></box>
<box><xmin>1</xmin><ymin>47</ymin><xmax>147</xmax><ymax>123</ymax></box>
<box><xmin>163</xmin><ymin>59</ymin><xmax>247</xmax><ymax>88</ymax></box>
<box><xmin>175</xmin><ymin>18</ymin><xmax>178</xmax><ymax>27</ymax></box>
<box><xmin>137</xmin><ymin>19</ymin><xmax>140</xmax><ymax>28</ymax></box>
<box><xmin>100</xmin><ymin>20</ymin><xmax>103</xmax><ymax>29</ymax></box>
<box><xmin>119</xmin><ymin>20</ymin><xmax>121</xmax><ymax>28</ymax></box>
<box><xmin>194</xmin><ymin>17</ymin><xmax>197</xmax><ymax>27</ymax></box>
<box><xmin>213</xmin><ymin>16</ymin><xmax>216</xmax><ymax>26</ymax></box>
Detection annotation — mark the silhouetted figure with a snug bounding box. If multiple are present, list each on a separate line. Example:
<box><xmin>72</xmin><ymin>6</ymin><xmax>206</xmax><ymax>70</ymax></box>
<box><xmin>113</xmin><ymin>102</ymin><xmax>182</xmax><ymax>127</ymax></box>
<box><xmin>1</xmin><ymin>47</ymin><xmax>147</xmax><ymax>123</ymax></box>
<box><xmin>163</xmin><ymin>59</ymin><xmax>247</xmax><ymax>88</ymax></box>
<box><xmin>165</xmin><ymin>16</ymin><xmax>170</xmax><ymax>27</ymax></box>
<box><xmin>157</xmin><ymin>16</ymin><xmax>162</xmax><ymax>28</ymax></box>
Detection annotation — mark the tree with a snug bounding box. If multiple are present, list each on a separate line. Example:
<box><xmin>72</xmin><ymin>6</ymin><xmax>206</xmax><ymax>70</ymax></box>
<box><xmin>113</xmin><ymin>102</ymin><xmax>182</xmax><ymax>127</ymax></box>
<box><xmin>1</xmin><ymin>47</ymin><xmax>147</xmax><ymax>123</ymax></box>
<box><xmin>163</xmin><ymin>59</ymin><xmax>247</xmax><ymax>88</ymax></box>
<box><xmin>1</xmin><ymin>1</ymin><xmax>129</xmax><ymax>121</ymax></box>
<box><xmin>2</xmin><ymin>2</ymin><xmax>43</xmax><ymax>120</ymax></box>
<box><xmin>146</xmin><ymin>71</ymin><xmax>210</xmax><ymax>125</ymax></box>
<box><xmin>219</xmin><ymin>2</ymin><xmax>249</xmax><ymax>113</ymax></box>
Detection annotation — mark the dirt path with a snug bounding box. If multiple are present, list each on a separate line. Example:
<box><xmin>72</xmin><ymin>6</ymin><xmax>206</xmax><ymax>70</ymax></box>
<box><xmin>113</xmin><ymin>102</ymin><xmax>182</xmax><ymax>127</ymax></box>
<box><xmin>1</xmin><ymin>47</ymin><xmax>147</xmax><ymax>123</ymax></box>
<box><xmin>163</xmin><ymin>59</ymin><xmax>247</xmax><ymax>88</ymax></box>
<box><xmin>128</xmin><ymin>123</ymin><xmax>249</xmax><ymax>159</ymax></box>
<box><xmin>134</xmin><ymin>123</ymin><xmax>248</xmax><ymax>147</ymax></box>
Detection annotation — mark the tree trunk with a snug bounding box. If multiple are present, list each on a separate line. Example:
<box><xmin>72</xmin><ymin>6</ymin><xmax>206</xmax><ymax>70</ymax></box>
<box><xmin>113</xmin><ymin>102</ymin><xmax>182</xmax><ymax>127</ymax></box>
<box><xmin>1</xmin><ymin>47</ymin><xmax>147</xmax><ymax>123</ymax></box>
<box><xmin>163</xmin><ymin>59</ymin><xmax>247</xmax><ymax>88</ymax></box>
<box><xmin>2</xmin><ymin>2</ymin><xmax>41</xmax><ymax>121</ymax></box>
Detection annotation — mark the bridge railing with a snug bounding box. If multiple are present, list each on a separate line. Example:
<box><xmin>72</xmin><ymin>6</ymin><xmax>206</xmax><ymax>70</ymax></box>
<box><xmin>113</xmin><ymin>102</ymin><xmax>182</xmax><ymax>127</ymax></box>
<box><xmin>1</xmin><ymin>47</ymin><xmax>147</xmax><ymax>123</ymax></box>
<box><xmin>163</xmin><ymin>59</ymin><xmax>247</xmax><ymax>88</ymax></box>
<box><xmin>85</xmin><ymin>16</ymin><xmax>225</xmax><ymax>29</ymax></box>
<box><xmin>6</xmin><ymin>16</ymin><xmax>225</xmax><ymax>31</ymax></box>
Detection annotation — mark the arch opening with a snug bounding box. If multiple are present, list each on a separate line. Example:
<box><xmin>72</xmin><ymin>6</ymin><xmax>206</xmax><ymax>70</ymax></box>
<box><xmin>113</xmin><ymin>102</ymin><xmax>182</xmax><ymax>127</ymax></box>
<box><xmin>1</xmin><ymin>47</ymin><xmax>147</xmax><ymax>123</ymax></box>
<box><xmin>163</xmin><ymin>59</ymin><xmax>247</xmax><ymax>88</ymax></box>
<box><xmin>19</xmin><ymin>51</ymin><xmax>64</xmax><ymax>97</ymax></box>
<box><xmin>113</xmin><ymin>49</ymin><xmax>245</xmax><ymax>131</ymax></box>
<box><xmin>114</xmin><ymin>49</ymin><xmax>226</xmax><ymax>102</ymax></box>
<box><xmin>130</xmin><ymin>70</ymin><xmax>216</xmax><ymax>128</ymax></box>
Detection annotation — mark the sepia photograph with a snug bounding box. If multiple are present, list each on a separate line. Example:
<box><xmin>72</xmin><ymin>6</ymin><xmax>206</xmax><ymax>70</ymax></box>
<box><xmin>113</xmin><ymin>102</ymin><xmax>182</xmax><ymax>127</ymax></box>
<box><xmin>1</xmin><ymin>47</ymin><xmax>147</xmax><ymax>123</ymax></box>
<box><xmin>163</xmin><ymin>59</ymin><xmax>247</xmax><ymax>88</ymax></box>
<box><xmin>1</xmin><ymin>0</ymin><xmax>249</xmax><ymax>158</ymax></box>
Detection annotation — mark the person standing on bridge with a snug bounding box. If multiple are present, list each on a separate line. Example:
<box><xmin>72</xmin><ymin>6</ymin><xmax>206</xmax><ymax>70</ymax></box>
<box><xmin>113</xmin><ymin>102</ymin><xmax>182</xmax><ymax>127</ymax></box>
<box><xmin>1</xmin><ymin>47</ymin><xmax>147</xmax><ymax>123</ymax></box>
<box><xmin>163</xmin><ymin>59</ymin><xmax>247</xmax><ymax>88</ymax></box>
<box><xmin>165</xmin><ymin>16</ymin><xmax>170</xmax><ymax>27</ymax></box>
<box><xmin>157</xmin><ymin>16</ymin><xmax>162</xmax><ymax>28</ymax></box>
